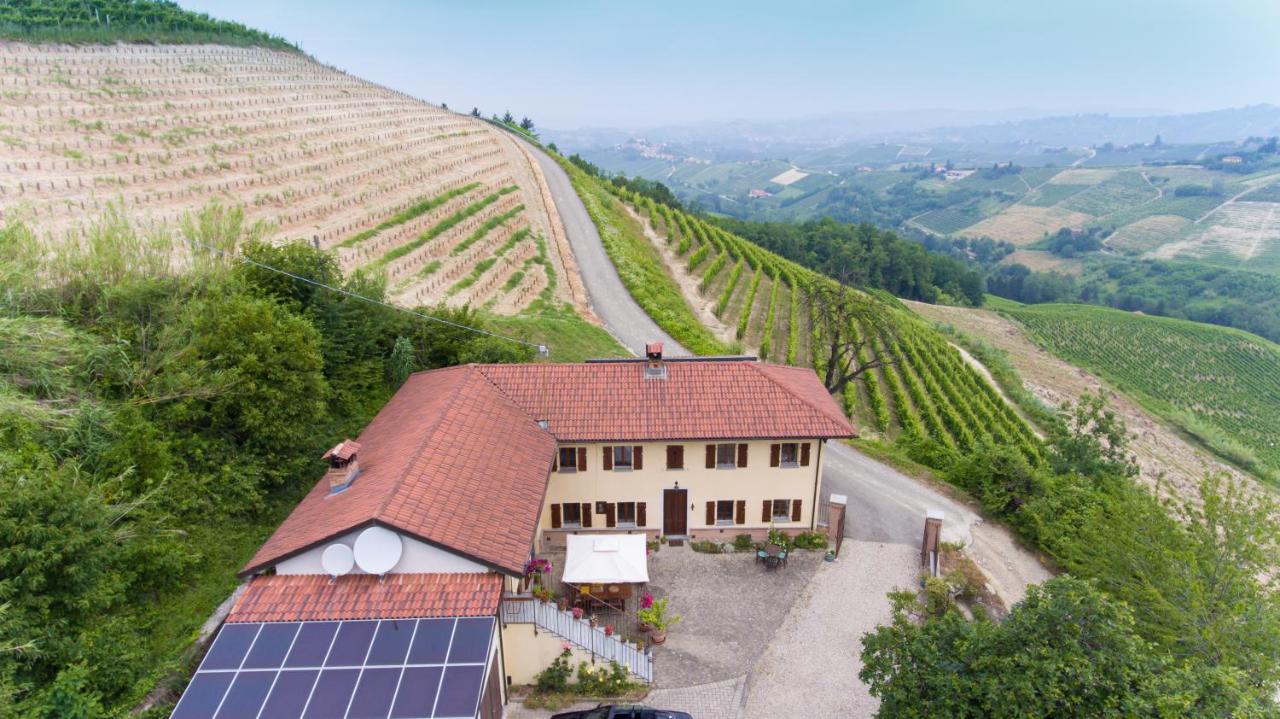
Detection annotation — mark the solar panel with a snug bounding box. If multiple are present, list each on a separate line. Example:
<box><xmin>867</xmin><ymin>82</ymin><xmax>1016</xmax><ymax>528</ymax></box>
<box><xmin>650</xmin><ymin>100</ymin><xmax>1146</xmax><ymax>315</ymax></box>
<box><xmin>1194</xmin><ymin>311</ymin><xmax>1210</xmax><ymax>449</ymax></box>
<box><xmin>170</xmin><ymin>616</ymin><xmax>494</xmax><ymax>719</ymax></box>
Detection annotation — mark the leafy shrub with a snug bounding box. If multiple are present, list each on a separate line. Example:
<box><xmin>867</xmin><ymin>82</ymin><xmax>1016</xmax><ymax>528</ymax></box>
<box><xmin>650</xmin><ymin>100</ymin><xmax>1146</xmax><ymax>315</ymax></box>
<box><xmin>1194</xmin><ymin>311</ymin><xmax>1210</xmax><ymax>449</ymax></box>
<box><xmin>574</xmin><ymin>660</ymin><xmax>635</xmax><ymax>696</ymax></box>
<box><xmin>535</xmin><ymin>649</ymin><xmax>573</xmax><ymax>693</ymax></box>
<box><xmin>792</xmin><ymin>531</ymin><xmax>829</xmax><ymax>550</ymax></box>
<box><xmin>690</xmin><ymin>540</ymin><xmax>722</xmax><ymax>553</ymax></box>
<box><xmin>733</xmin><ymin>533</ymin><xmax>753</xmax><ymax>551</ymax></box>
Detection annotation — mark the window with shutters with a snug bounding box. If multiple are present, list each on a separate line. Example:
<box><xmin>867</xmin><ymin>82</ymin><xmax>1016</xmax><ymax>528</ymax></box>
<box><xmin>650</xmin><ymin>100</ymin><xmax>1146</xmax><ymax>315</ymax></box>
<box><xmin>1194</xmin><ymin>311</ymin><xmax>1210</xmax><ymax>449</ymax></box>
<box><xmin>715</xmin><ymin>443</ymin><xmax>737</xmax><ymax>469</ymax></box>
<box><xmin>772</xmin><ymin>499</ymin><xmax>793</xmax><ymax>521</ymax></box>
<box><xmin>557</xmin><ymin>447</ymin><xmax>578</xmax><ymax>473</ymax></box>
<box><xmin>561</xmin><ymin>503</ymin><xmax>582</xmax><ymax>528</ymax></box>
<box><xmin>715</xmin><ymin>500</ymin><xmax>736</xmax><ymax>525</ymax></box>
<box><xmin>666</xmin><ymin>445</ymin><xmax>684</xmax><ymax>470</ymax></box>
<box><xmin>779</xmin><ymin>442</ymin><xmax>799</xmax><ymax>467</ymax></box>
<box><xmin>617</xmin><ymin>502</ymin><xmax>637</xmax><ymax>527</ymax></box>
<box><xmin>612</xmin><ymin>445</ymin><xmax>634</xmax><ymax>469</ymax></box>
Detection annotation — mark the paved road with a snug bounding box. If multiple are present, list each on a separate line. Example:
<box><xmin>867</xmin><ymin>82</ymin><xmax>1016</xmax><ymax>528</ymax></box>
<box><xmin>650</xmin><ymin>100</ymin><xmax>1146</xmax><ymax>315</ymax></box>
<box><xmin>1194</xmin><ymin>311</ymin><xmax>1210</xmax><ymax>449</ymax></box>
<box><xmin>822</xmin><ymin>442</ymin><xmax>976</xmax><ymax>546</ymax></box>
<box><xmin>520</xmin><ymin>139</ymin><xmax>979</xmax><ymax>547</ymax></box>
<box><xmin>516</xmin><ymin>137</ymin><xmax>686</xmax><ymax>357</ymax></box>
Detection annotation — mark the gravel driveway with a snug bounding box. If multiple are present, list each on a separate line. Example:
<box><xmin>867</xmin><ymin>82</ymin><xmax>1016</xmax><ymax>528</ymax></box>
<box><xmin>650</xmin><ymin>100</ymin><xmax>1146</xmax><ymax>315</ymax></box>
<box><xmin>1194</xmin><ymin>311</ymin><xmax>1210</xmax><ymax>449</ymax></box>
<box><xmin>742</xmin><ymin>540</ymin><xmax>919</xmax><ymax>719</ymax></box>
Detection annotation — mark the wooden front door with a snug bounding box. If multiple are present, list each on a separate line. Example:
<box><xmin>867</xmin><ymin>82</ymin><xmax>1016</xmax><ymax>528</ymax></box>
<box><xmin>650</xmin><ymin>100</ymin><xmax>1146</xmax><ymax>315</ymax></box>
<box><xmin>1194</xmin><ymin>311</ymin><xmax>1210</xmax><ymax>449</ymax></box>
<box><xmin>663</xmin><ymin>488</ymin><xmax>688</xmax><ymax>536</ymax></box>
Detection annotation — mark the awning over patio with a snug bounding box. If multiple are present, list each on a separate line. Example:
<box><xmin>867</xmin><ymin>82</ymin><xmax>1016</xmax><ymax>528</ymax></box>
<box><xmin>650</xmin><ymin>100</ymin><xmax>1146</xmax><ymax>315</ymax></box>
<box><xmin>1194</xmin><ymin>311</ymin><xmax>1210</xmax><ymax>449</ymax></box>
<box><xmin>562</xmin><ymin>534</ymin><xmax>650</xmax><ymax>584</ymax></box>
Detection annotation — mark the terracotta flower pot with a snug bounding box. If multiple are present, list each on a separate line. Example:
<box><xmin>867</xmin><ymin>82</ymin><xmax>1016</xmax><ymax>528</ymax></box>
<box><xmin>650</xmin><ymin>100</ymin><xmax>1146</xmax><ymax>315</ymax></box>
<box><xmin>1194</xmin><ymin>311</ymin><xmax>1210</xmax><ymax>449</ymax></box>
<box><xmin>649</xmin><ymin>628</ymin><xmax>667</xmax><ymax>645</ymax></box>
<box><xmin>638</xmin><ymin>621</ymin><xmax>652</xmax><ymax>634</ymax></box>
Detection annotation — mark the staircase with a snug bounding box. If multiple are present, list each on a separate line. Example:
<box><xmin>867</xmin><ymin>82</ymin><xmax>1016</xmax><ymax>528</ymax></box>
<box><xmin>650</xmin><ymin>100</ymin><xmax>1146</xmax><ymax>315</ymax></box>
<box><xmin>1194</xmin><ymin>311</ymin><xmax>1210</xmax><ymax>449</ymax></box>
<box><xmin>500</xmin><ymin>595</ymin><xmax>653</xmax><ymax>682</ymax></box>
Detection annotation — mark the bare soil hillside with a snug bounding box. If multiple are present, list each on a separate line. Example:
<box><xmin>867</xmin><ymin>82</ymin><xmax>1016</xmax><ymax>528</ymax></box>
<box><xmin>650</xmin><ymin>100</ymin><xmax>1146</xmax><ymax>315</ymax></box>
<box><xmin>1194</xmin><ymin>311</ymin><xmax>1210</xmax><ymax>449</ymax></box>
<box><xmin>0</xmin><ymin>42</ymin><xmax>580</xmax><ymax>313</ymax></box>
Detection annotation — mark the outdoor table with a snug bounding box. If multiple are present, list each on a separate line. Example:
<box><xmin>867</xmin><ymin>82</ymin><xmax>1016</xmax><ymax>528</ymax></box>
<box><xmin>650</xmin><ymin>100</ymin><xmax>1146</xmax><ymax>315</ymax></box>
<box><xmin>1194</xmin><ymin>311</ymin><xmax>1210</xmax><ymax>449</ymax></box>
<box><xmin>763</xmin><ymin>544</ymin><xmax>785</xmax><ymax>568</ymax></box>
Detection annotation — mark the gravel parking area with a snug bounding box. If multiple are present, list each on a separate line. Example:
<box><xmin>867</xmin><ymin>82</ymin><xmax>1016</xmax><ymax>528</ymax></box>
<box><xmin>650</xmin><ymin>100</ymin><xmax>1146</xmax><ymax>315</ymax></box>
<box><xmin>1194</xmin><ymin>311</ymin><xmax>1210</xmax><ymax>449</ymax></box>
<box><xmin>646</xmin><ymin>544</ymin><xmax>822</xmax><ymax>688</ymax></box>
<box><xmin>741</xmin><ymin>540</ymin><xmax>918</xmax><ymax>719</ymax></box>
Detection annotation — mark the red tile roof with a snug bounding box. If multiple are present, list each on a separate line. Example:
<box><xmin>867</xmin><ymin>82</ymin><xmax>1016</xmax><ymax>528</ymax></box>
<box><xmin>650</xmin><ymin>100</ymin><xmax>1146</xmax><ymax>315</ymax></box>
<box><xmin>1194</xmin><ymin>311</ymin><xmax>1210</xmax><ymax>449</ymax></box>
<box><xmin>227</xmin><ymin>572</ymin><xmax>502</xmax><ymax>623</ymax></box>
<box><xmin>242</xmin><ymin>365</ymin><xmax>555</xmax><ymax>577</ymax></box>
<box><xmin>243</xmin><ymin>359</ymin><xmax>852</xmax><ymax>578</ymax></box>
<box><xmin>479</xmin><ymin>359</ymin><xmax>856</xmax><ymax>441</ymax></box>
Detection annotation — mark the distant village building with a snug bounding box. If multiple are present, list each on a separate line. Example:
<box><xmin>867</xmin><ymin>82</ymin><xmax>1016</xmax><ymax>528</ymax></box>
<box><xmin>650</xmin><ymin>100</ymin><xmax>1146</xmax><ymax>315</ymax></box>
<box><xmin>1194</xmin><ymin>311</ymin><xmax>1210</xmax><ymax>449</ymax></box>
<box><xmin>1222</xmin><ymin>155</ymin><xmax>1244</xmax><ymax>164</ymax></box>
<box><xmin>748</xmin><ymin>188</ymin><xmax>772</xmax><ymax>199</ymax></box>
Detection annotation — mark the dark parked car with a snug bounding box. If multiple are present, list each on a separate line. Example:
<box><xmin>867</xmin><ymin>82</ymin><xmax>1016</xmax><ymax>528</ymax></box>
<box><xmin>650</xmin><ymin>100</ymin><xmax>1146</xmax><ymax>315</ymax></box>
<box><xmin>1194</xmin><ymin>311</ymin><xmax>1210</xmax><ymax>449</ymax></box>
<box><xmin>550</xmin><ymin>704</ymin><xmax>693</xmax><ymax>719</ymax></box>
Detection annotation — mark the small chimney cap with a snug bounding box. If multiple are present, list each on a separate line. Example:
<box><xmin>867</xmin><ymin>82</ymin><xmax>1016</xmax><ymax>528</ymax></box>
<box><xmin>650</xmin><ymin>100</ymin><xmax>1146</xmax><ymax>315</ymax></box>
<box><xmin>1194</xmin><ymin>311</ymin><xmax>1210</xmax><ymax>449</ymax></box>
<box><xmin>645</xmin><ymin>342</ymin><xmax>663</xmax><ymax>359</ymax></box>
<box><xmin>323</xmin><ymin>439</ymin><xmax>361</xmax><ymax>463</ymax></box>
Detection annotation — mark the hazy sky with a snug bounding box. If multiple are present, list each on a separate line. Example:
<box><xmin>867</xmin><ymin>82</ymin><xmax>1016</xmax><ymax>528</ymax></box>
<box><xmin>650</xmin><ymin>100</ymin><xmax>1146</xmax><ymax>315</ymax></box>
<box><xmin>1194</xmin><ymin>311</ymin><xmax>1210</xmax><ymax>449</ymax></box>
<box><xmin>184</xmin><ymin>0</ymin><xmax>1280</xmax><ymax>129</ymax></box>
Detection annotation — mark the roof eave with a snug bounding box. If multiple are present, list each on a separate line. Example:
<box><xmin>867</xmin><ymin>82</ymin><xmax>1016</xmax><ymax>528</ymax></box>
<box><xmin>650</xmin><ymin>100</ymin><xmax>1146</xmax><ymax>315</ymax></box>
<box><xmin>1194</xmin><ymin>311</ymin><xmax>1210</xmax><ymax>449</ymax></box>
<box><xmin>238</xmin><ymin>518</ymin><xmax>528</xmax><ymax>579</ymax></box>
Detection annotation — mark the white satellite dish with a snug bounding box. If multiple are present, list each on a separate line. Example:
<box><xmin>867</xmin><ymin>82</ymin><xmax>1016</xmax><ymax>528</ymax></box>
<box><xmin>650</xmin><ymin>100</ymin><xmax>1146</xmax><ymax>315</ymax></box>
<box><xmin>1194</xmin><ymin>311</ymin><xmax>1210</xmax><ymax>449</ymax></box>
<box><xmin>320</xmin><ymin>543</ymin><xmax>354</xmax><ymax>578</ymax></box>
<box><xmin>353</xmin><ymin>526</ymin><xmax>403</xmax><ymax>575</ymax></box>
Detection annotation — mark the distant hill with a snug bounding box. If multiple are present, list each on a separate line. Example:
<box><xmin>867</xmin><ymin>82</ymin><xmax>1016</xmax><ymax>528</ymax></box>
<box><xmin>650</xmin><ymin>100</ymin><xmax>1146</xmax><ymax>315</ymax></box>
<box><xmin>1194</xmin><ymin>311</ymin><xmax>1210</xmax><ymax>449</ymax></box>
<box><xmin>0</xmin><ymin>0</ymin><xmax>297</xmax><ymax>50</ymax></box>
<box><xmin>551</xmin><ymin>105</ymin><xmax>1280</xmax><ymax>156</ymax></box>
<box><xmin>920</xmin><ymin>105</ymin><xmax>1280</xmax><ymax>146</ymax></box>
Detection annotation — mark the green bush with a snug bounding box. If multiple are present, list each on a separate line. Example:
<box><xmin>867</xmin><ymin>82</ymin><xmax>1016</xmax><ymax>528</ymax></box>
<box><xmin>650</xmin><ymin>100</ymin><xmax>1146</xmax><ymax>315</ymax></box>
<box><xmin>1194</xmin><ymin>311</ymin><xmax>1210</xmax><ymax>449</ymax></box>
<box><xmin>574</xmin><ymin>660</ymin><xmax>635</xmax><ymax>696</ymax></box>
<box><xmin>536</xmin><ymin>650</ymin><xmax>573</xmax><ymax>693</ymax></box>
<box><xmin>733</xmin><ymin>533</ymin><xmax>754</xmax><ymax>551</ymax></box>
<box><xmin>792</xmin><ymin>531</ymin><xmax>829</xmax><ymax>550</ymax></box>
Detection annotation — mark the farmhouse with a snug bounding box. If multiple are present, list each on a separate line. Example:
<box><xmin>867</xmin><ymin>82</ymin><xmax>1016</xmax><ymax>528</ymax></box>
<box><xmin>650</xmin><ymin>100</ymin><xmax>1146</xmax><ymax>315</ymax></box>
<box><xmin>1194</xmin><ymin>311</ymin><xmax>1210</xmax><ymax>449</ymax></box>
<box><xmin>170</xmin><ymin>346</ymin><xmax>853</xmax><ymax>719</ymax></box>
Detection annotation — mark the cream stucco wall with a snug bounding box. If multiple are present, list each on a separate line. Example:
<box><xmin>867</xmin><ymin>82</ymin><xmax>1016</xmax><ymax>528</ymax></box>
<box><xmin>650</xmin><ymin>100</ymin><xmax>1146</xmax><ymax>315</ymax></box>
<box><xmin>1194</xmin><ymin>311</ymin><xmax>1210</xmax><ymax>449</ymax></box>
<box><xmin>537</xmin><ymin>439</ymin><xmax>827</xmax><ymax>545</ymax></box>
<box><xmin>500</xmin><ymin>622</ymin><xmax>599</xmax><ymax>686</ymax></box>
<box><xmin>275</xmin><ymin>526</ymin><xmax>488</xmax><ymax>575</ymax></box>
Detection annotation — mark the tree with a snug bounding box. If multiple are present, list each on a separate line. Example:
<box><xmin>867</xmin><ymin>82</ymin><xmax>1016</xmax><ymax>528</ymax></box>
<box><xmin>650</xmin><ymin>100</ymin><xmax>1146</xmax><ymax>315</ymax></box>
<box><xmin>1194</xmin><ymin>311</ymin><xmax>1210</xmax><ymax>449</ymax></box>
<box><xmin>469</xmin><ymin>107</ymin><xmax>480</xmax><ymax>117</ymax></box>
<box><xmin>861</xmin><ymin>577</ymin><xmax>1185</xmax><ymax>718</ymax></box>
<box><xmin>810</xmin><ymin>278</ymin><xmax>894</xmax><ymax>396</ymax></box>
<box><xmin>157</xmin><ymin>291</ymin><xmax>329</xmax><ymax>489</ymax></box>
<box><xmin>1046</xmin><ymin>390</ymin><xmax>1137</xmax><ymax>478</ymax></box>
<box><xmin>1051</xmin><ymin>474</ymin><xmax>1280</xmax><ymax>694</ymax></box>
<box><xmin>519</xmin><ymin>116</ymin><xmax>534</xmax><ymax>132</ymax></box>
<box><xmin>501</xmin><ymin>111</ymin><xmax>514</xmax><ymax>124</ymax></box>
<box><xmin>386</xmin><ymin>336</ymin><xmax>414</xmax><ymax>389</ymax></box>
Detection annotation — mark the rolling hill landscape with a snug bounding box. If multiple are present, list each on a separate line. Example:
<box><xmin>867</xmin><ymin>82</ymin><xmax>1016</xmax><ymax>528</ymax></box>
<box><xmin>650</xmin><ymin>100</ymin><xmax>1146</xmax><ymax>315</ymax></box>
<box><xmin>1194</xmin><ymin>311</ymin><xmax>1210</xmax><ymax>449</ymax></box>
<box><xmin>3</xmin><ymin>2</ymin><xmax>1280</xmax><ymax>718</ymax></box>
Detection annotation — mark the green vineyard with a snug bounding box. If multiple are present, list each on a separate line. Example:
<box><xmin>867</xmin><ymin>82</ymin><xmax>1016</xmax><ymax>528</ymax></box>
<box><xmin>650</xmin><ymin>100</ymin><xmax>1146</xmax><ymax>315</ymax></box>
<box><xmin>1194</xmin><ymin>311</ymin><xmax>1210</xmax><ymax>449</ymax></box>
<box><xmin>583</xmin><ymin>171</ymin><xmax>1042</xmax><ymax>462</ymax></box>
<box><xmin>1004</xmin><ymin>304</ymin><xmax>1280</xmax><ymax>481</ymax></box>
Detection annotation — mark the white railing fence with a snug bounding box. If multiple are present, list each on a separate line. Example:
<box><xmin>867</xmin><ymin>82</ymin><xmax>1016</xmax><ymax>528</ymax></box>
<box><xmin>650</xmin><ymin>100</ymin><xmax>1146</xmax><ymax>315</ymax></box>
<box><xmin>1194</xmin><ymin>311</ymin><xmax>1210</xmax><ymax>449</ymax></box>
<box><xmin>501</xmin><ymin>596</ymin><xmax>653</xmax><ymax>683</ymax></box>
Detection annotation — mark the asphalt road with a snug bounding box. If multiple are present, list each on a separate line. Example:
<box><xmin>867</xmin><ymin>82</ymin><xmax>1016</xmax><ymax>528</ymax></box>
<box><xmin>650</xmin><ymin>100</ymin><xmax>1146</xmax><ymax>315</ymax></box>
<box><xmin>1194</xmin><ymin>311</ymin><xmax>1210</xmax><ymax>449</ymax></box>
<box><xmin>821</xmin><ymin>442</ymin><xmax>976</xmax><ymax>545</ymax></box>
<box><xmin>515</xmin><ymin>137</ymin><xmax>685</xmax><ymax>357</ymax></box>
<box><xmin>522</xmin><ymin>140</ymin><xmax>977</xmax><ymax>546</ymax></box>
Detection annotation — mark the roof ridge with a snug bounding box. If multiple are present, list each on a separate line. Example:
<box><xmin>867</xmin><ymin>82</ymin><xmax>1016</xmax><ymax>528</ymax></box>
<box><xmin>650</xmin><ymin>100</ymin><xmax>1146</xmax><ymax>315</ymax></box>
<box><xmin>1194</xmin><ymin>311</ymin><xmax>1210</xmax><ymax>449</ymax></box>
<box><xmin>473</xmin><ymin>364</ymin><xmax>540</xmax><ymax>424</ymax></box>
<box><xmin>747</xmin><ymin>361</ymin><xmax>848</xmax><ymax>429</ymax></box>
<box><xmin>372</xmin><ymin>364</ymin><xmax>476</xmax><ymax>521</ymax></box>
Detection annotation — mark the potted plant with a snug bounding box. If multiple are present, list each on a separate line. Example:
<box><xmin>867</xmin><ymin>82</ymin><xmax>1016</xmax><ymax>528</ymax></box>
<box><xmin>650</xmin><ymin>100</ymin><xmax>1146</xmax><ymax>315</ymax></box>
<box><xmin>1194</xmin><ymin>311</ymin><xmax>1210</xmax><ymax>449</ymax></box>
<box><xmin>604</xmin><ymin>624</ymin><xmax>614</xmax><ymax>637</ymax></box>
<box><xmin>571</xmin><ymin>607</ymin><xmax>584</xmax><ymax>620</ymax></box>
<box><xmin>637</xmin><ymin>592</ymin><xmax>655</xmax><ymax>633</ymax></box>
<box><xmin>637</xmin><ymin>597</ymin><xmax>680</xmax><ymax>645</ymax></box>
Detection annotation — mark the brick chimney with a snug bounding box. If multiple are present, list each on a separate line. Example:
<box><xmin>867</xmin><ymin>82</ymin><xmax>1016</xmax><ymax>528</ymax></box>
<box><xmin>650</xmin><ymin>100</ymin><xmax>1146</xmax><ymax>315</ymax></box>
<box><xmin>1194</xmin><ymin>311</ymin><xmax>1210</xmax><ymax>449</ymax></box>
<box><xmin>644</xmin><ymin>342</ymin><xmax>666</xmax><ymax>380</ymax></box>
<box><xmin>322</xmin><ymin>439</ymin><xmax>362</xmax><ymax>493</ymax></box>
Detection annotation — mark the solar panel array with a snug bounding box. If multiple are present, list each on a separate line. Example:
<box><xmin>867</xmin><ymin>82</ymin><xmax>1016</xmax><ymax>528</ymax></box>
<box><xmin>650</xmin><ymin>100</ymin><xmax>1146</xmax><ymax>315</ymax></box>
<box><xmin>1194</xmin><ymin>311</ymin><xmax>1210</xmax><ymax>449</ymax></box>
<box><xmin>171</xmin><ymin>616</ymin><xmax>495</xmax><ymax>719</ymax></box>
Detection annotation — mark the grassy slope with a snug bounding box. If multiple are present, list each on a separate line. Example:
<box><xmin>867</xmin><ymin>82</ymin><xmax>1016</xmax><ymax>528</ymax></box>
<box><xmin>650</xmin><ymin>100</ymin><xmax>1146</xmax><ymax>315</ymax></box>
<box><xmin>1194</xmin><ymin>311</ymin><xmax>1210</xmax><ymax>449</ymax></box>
<box><xmin>487</xmin><ymin>306</ymin><xmax>627</xmax><ymax>362</ymax></box>
<box><xmin>562</xmin><ymin>162</ymin><xmax>730</xmax><ymax>355</ymax></box>
<box><xmin>1001</xmin><ymin>303</ymin><xmax>1280</xmax><ymax>482</ymax></box>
